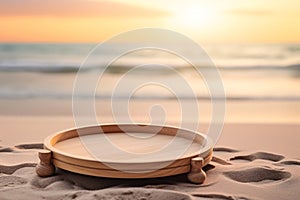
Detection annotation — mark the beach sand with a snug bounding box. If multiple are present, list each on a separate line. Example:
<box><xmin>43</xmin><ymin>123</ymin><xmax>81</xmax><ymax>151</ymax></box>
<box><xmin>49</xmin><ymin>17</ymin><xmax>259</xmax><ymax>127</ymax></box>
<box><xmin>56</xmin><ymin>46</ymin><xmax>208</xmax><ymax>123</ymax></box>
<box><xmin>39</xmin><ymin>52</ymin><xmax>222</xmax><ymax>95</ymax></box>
<box><xmin>0</xmin><ymin>99</ymin><xmax>300</xmax><ymax>199</ymax></box>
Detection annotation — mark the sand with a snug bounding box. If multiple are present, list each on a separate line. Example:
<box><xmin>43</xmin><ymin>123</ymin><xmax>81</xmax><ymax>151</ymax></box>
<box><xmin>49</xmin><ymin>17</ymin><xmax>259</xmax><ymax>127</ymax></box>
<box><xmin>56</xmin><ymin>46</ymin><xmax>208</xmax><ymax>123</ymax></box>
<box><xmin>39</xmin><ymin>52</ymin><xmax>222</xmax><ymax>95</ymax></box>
<box><xmin>0</xmin><ymin>143</ymin><xmax>299</xmax><ymax>200</ymax></box>
<box><xmin>0</xmin><ymin>120</ymin><xmax>300</xmax><ymax>199</ymax></box>
<box><xmin>0</xmin><ymin>98</ymin><xmax>299</xmax><ymax>199</ymax></box>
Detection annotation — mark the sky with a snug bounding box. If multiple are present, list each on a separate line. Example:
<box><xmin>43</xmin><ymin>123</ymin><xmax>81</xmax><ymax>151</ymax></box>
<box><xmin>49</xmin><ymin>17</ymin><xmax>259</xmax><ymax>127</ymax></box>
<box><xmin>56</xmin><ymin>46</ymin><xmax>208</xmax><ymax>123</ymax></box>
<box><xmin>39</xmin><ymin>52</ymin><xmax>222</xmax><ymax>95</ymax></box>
<box><xmin>0</xmin><ymin>0</ymin><xmax>299</xmax><ymax>43</ymax></box>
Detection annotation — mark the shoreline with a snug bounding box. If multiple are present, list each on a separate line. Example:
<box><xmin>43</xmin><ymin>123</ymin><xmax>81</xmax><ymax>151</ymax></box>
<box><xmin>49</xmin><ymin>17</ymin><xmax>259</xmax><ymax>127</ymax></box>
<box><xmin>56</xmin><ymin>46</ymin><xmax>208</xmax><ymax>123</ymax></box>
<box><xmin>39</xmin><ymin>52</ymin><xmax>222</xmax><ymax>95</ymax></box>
<box><xmin>0</xmin><ymin>99</ymin><xmax>300</xmax><ymax>124</ymax></box>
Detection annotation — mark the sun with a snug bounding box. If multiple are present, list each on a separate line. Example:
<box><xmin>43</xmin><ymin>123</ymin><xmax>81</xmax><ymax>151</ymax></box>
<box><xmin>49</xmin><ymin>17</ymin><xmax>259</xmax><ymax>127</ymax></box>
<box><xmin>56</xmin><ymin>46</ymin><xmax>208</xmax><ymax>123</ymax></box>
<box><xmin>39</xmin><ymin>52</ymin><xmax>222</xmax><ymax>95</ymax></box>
<box><xmin>168</xmin><ymin>5</ymin><xmax>219</xmax><ymax>29</ymax></box>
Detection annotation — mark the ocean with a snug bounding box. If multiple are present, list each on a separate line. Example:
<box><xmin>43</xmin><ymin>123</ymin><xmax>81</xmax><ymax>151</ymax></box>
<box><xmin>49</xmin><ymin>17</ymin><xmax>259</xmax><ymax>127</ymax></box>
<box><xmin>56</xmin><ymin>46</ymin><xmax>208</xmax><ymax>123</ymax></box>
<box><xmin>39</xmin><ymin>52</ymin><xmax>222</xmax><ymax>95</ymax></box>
<box><xmin>0</xmin><ymin>43</ymin><xmax>300</xmax><ymax>101</ymax></box>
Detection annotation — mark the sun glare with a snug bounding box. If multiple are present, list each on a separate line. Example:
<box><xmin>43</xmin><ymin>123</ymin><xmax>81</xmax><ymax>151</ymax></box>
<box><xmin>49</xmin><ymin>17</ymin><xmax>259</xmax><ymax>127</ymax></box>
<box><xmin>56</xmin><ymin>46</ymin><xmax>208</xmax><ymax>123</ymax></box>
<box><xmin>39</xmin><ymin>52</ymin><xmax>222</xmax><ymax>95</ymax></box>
<box><xmin>168</xmin><ymin>5</ymin><xmax>219</xmax><ymax>30</ymax></box>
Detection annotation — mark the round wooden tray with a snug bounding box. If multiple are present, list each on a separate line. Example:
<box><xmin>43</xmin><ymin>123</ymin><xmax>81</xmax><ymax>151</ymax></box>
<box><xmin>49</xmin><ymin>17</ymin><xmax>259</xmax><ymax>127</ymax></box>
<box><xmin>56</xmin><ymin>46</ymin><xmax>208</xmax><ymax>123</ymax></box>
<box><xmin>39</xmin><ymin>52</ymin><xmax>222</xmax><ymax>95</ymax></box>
<box><xmin>36</xmin><ymin>124</ymin><xmax>213</xmax><ymax>184</ymax></box>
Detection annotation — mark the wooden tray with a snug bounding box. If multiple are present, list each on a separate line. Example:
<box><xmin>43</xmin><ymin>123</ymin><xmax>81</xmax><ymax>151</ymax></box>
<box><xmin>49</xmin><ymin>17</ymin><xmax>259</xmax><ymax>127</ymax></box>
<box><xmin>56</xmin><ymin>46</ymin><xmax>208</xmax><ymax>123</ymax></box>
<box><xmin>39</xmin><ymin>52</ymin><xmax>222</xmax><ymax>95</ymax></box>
<box><xmin>36</xmin><ymin>124</ymin><xmax>213</xmax><ymax>184</ymax></box>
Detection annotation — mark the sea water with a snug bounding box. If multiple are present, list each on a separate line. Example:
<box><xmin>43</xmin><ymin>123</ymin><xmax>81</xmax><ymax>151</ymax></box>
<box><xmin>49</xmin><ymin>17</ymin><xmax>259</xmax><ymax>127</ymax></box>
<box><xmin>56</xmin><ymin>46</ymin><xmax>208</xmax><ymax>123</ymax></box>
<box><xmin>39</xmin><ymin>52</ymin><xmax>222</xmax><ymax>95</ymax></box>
<box><xmin>0</xmin><ymin>43</ymin><xmax>299</xmax><ymax>101</ymax></box>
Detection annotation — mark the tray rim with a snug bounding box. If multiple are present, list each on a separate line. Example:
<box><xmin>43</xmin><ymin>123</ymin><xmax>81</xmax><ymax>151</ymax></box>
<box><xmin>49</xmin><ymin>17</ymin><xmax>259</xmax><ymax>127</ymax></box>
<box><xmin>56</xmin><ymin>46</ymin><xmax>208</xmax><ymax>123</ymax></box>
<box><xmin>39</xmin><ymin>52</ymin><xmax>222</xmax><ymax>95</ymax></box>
<box><xmin>52</xmin><ymin>151</ymin><xmax>213</xmax><ymax>178</ymax></box>
<box><xmin>44</xmin><ymin>123</ymin><xmax>213</xmax><ymax>166</ymax></box>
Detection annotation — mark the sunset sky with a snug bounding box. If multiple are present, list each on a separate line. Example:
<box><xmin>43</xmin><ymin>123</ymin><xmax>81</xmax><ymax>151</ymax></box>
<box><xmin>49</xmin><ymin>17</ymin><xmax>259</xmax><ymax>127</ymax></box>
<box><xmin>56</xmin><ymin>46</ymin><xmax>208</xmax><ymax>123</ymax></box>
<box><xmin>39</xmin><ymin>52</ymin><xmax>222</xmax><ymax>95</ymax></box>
<box><xmin>0</xmin><ymin>0</ymin><xmax>299</xmax><ymax>43</ymax></box>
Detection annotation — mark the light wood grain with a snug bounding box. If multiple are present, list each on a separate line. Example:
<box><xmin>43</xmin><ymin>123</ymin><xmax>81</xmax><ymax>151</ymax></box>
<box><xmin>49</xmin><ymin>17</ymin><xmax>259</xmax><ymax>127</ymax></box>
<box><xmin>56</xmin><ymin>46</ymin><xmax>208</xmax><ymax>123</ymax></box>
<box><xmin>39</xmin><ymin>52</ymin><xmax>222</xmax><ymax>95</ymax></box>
<box><xmin>43</xmin><ymin>124</ymin><xmax>213</xmax><ymax>179</ymax></box>
<box><xmin>188</xmin><ymin>156</ymin><xmax>206</xmax><ymax>184</ymax></box>
<box><xmin>36</xmin><ymin>150</ymin><xmax>55</xmax><ymax>177</ymax></box>
<box><xmin>53</xmin><ymin>158</ymin><xmax>191</xmax><ymax>178</ymax></box>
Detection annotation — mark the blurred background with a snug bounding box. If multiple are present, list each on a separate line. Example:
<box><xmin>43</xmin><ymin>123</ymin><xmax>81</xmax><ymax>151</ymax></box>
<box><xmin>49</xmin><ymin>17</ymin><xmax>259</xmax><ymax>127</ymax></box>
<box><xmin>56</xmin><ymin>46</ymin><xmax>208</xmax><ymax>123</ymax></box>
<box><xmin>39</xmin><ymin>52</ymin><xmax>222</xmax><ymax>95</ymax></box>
<box><xmin>0</xmin><ymin>0</ymin><xmax>300</xmax><ymax>147</ymax></box>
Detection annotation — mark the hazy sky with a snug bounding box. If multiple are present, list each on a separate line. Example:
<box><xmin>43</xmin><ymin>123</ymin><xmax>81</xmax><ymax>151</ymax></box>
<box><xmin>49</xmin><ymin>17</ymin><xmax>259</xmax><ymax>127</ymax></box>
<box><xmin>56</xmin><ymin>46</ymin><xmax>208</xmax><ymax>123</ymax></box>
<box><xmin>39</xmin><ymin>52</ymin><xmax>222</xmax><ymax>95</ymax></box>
<box><xmin>0</xmin><ymin>0</ymin><xmax>299</xmax><ymax>43</ymax></box>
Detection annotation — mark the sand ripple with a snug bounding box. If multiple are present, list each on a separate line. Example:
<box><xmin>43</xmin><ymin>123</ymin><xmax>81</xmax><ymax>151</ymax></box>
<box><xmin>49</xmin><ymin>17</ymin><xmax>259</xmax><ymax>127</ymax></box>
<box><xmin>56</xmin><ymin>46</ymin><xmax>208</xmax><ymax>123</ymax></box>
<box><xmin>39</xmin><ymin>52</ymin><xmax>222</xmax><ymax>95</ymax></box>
<box><xmin>224</xmin><ymin>167</ymin><xmax>291</xmax><ymax>183</ymax></box>
<box><xmin>0</xmin><ymin>146</ymin><xmax>299</xmax><ymax>200</ymax></box>
<box><xmin>230</xmin><ymin>152</ymin><xmax>285</xmax><ymax>162</ymax></box>
<box><xmin>0</xmin><ymin>176</ymin><xmax>27</xmax><ymax>188</ymax></box>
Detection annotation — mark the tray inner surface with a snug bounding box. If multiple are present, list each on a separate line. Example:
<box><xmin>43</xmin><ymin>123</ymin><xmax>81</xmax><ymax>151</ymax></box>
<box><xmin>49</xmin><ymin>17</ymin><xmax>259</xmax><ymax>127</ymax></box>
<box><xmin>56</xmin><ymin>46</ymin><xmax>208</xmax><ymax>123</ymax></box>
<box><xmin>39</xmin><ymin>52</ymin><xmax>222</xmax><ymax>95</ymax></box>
<box><xmin>54</xmin><ymin>132</ymin><xmax>205</xmax><ymax>163</ymax></box>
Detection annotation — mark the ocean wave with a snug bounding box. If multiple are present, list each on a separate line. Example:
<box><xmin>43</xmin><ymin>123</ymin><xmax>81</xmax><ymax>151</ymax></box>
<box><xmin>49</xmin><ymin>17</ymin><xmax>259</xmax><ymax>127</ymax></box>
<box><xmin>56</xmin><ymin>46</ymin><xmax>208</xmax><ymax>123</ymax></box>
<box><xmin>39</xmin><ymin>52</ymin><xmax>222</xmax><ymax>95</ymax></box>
<box><xmin>0</xmin><ymin>91</ymin><xmax>299</xmax><ymax>101</ymax></box>
<box><xmin>0</xmin><ymin>64</ymin><xmax>81</xmax><ymax>73</ymax></box>
<box><xmin>1</xmin><ymin>43</ymin><xmax>300</xmax><ymax>73</ymax></box>
<box><xmin>0</xmin><ymin>63</ymin><xmax>300</xmax><ymax>73</ymax></box>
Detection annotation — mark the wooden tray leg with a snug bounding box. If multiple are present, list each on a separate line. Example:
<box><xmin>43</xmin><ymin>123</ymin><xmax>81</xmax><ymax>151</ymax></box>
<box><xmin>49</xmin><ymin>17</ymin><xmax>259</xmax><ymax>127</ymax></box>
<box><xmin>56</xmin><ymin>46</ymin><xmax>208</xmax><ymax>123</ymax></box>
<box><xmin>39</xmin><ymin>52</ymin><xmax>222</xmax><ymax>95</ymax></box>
<box><xmin>187</xmin><ymin>156</ymin><xmax>206</xmax><ymax>184</ymax></box>
<box><xmin>36</xmin><ymin>150</ymin><xmax>55</xmax><ymax>177</ymax></box>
